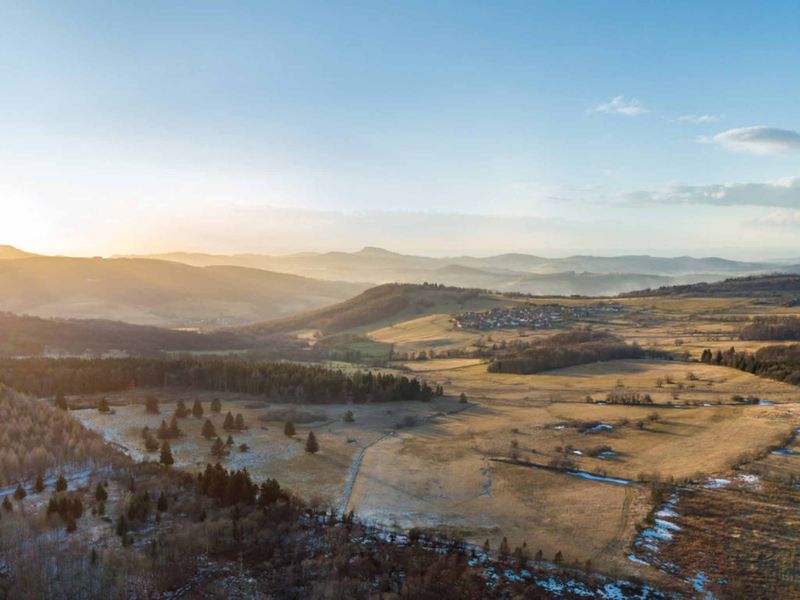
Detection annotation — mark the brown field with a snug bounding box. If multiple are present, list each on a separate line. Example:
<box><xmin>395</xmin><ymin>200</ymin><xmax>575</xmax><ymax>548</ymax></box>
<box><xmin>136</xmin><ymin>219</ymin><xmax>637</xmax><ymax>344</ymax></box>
<box><xmin>74</xmin><ymin>389</ymin><xmax>465</xmax><ymax>508</ymax></box>
<box><xmin>68</xmin><ymin>292</ymin><xmax>800</xmax><ymax>591</ymax></box>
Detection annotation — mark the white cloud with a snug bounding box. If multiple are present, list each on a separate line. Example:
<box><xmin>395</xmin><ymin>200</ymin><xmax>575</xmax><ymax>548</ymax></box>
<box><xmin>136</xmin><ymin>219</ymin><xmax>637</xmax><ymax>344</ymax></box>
<box><xmin>701</xmin><ymin>126</ymin><xmax>800</xmax><ymax>155</ymax></box>
<box><xmin>678</xmin><ymin>114</ymin><xmax>719</xmax><ymax>124</ymax></box>
<box><xmin>748</xmin><ymin>209</ymin><xmax>800</xmax><ymax>229</ymax></box>
<box><xmin>625</xmin><ymin>176</ymin><xmax>800</xmax><ymax>208</ymax></box>
<box><xmin>590</xmin><ymin>96</ymin><xmax>647</xmax><ymax>116</ymax></box>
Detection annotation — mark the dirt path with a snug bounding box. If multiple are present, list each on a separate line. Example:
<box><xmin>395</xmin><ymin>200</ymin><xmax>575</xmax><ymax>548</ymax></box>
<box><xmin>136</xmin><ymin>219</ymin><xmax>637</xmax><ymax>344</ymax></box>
<box><xmin>597</xmin><ymin>485</ymin><xmax>635</xmax><ymax>560</ymax></box>
<box><xmin>339</xmin><ymin>432</ymin><xmax>394</xmax><ymax>515</ymax></box>
<box><xmin>340</xmin><ymin>402</ymin><xmax>476</xmax><ymax>516</ymax></box>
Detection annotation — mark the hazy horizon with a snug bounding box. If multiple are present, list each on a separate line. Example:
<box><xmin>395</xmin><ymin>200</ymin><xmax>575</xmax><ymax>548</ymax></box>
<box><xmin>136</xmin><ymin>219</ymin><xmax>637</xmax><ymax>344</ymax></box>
<box><xmin>1</xmin><ymin>2</ymin><xmax>799</xmax><ymax>258</ymax></box>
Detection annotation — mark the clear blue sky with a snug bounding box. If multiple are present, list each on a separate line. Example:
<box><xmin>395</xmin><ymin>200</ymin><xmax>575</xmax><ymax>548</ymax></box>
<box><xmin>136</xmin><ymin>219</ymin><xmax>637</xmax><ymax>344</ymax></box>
<box><xmin>1</xmin><ymin>1</ymin><xmax>799</xmax><ymax>256</ymax></box>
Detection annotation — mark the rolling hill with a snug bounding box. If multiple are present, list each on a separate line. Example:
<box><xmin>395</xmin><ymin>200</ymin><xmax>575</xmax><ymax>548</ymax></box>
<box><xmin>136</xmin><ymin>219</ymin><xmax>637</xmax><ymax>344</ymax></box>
<box><xmin>234</xmin><ymin>283</ymin><xmax>510</xmax><ymax>338</ymax></box>
<box><xmin>0</xmin><ymin>244</ymin><xmax>39</xmax><ymax>260</ymax></box>
<box><xmin>0</xmin><ymin>312</ymin><xmax>247</xmax><ymax>356</ymax></box>
<box><xmin>0</xmin><ymin>256</ymin><xmax>368</xmax><ymax>327</ymax></box>
<box><xmin>621</xmin><ymin>274</ymin><xmax>800</xmax><ymax>298</ymax></box>
<box><xmin>125</xmin><ymin>247</ymin><xmax>782</xmax><ymax>295</ymax></box>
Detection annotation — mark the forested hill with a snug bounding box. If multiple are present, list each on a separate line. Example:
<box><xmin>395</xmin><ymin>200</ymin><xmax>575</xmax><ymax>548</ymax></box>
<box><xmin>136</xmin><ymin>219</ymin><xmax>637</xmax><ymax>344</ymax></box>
<box><xmin>0</xmin><ymin>312</ymin><xmax>247</xmax><ymax>356</ymax></box>
<box><xmin>231</xmin><ymin>282</ymin><xmax>503</xmax><ymax>338</ymax></box>
<box><xmin>0</xmin><ymin>255</ymin><xmax>367</xmax><ymax>327</ymax></box>
<box><xmin>232</xmin><ymin>283</ymin><xmax>415</xmax><ymax>337</ymax></box>
<box><xmin>621</xmin><ymin>274</ymin><xmax>800</xmax><ymax>298</ymax></box>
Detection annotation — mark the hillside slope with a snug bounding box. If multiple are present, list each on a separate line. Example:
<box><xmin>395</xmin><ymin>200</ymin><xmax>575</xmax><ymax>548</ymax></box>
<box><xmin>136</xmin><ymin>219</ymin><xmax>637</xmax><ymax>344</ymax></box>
<box><xmin>234</xmin><ymin>283</ymin><xmax>510</xmax><ymax>337</ymax></box>
<box><xmin>0</xmin><ymin>257</ymin><xmax>367</xmax><ymax>327</ymax></box>
<box><xmin>0</xmin><ymin>312</ymin><xmax>246</xmax><ymax>356</ymax></box>
<box><xmin>0</xmin><ymin>245</ymin><xmax>39</xmax><ymax>260</ymax></box>
<box><xmin>621</xmin><ymin>274</ymin><xmax>800</xmax><ymax>298</ymax></box>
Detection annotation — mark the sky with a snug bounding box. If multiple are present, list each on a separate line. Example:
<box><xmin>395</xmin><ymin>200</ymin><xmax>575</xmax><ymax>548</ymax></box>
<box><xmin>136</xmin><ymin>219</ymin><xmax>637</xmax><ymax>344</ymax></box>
<box><xmin>1</xmin><ymin>0</ymin><xmax>799</xmax><ymax>258</ymax></box>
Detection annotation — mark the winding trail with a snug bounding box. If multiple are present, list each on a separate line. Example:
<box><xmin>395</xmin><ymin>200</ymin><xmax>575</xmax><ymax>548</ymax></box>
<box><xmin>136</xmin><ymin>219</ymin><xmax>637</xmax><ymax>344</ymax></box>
<box><xmin>339</xmin><ymin>402</ymin><xmax>476</xmax><ymax>516</ymax></box>
<box><xmin>339</xmin><ymin>432</ymin><xmax>393</xmax><ymax>515</ymax></box>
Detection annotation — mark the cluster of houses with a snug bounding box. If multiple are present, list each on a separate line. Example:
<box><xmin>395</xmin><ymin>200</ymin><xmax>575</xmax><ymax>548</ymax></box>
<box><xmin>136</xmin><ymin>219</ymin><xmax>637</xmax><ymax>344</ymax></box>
<box><xmin>453</xmin><ymin>303</ymin><xmax>623</xmax><ymax>330</ymax></box>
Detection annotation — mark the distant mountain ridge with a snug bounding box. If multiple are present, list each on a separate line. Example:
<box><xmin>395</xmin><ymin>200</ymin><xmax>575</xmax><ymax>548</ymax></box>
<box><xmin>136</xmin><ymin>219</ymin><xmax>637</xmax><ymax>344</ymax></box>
<box><xmin>121</xmin><ymin>246</ymin><xmax>784</xmax><ymax>296</ymax></box>
<box><xmin>0</xmin><ymin>244</ymin><xmax>39</xmax><ymax>260</ymax></box>
<box><xmin>0</xmin><ymin>254</ymin><xmax>367</xmax><ymax>327</ymax></box>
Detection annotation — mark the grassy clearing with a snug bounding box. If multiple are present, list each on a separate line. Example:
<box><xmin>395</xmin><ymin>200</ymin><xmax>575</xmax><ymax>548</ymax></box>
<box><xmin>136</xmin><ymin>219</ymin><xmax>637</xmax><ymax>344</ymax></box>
<box><xmin>74</xmin><ymin>389</ymin><xmax>464</xmax><ymax>507</ymax></box>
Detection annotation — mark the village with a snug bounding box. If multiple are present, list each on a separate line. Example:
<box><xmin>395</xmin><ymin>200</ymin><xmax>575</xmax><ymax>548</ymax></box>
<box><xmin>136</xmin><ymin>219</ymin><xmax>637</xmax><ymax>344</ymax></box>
<box><xmin>453</xmin><ymin>302</ymin><xmax>624</xmax><ymax>330</ymax></box>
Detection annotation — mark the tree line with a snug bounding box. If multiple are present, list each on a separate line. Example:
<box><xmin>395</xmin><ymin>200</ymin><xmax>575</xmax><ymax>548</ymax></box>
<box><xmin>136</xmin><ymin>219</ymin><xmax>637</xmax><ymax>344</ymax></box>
<box><xmin>740</xmin><ymin>316</ymin><xmax>800</xmax><ymax>341</ymax></box>
<box><xmin>0</xmin><ymin>357</ymin><xmax>436</xmax><ymax>404</ymax></box>
<box><xmin>488</xmin><ymin>329</ymin><xmax>646</xmax><ymax>374</ymax></box>
<box><xmin>700</xmin><ymin>344</ymin><xmax>800</xmax><ymax>386</ymax></box>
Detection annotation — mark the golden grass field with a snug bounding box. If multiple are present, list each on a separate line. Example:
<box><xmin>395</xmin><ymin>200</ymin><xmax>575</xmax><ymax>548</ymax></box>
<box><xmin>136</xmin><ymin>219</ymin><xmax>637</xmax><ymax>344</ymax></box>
<box><xmin>74</xmin><ymin>292</ymin><xmax>800</xmax><ymax>586</ymax></box>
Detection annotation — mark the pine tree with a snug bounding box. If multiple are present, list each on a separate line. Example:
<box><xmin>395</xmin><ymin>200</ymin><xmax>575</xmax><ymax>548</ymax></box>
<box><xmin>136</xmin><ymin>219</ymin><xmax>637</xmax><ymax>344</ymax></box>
<box><xmin>157</xmin><ymin>419</ymin><xmax>169</xmax><ymax>439</ymax></box>
<box><xmin>223</xmin><ymin>411</ymin><xmax>235</xmax><ymax>430</ymax></box>
<box><xmin>95</xmin><ymin>482</ymin><xmax>108</xmax><ymax>502</ymax></box>
<box><xmin>160</xmin><ymin>440</ymin><xmax>174</xmax><ymax>466</ymax></box>
<box><xmin>98</xmin><ymin>397</ymin><xmax>111</xmax><ymax>413</ymax></box>
<box><xmin>211</xmin><ymin>436</ymin><xmax>226</xmax><ymax>457</ymax></box>
<box><xmin>192</xmin><ymin>399</ymin><xmax>204</xmax><ymax>418</ymax></box>
<box><xmin>343</xmin><ymin>410</ymin><xmax>354</xmax><ymax>423</ymax></box>
<box><xmin>168</xmin><ymin>415</ymin><xmax>181</xmax><ymax>438</ymax></box>
<box><xmin>116</xmin><ymin>514</ymin><xmax>128</xmax><ymax>537</ymax></box>
<box><xmin>202</xmin><ymin>419</ymin><xmax>216</xmax><ymax>439</ymax></box>
<box><xmin>499</xmin><ymin>536</ymin><xmax>509</xmax><ymax>559</ymax></box>
<box><xmin>211</xmin><ymin>398</ymin><xmax>222</xmax><ymax>412</ymax></box>
<box><xmin>145</xmin><ymin>395</ymin><xmax>160</xmax><ymax>414</ymax></box>
<box><xmin>305</xmin><ymin>431</ymin><xmax>319</xmax><ymax>454</ymax></box>
<box><xmin>284</xmin><ymin>421</ymin><xmax>296</xmax><ymax>437</ymax></box>
<box><xmin>55</xmin><ymin>475</ymin><xmax>68</xmax><ymax>492</ymax></box>
<box><xmin>226</xmin><ymin>435</ymin><xmax>234</xmax><ymax>446</ymax></box>
<box><xmin>157</xmin><ymin>491</ymin><xmax>168</xmax><ymax>512</ymax></box>
<box><xmin>34</xmin><ymin>474</ymin><xmax>44</xmax><ymax>493</ymax></box>
<box><xmin>144</xmin><ymin>430</ymin><xmax>159</xmax><ymax>451</ymax></box>
<box><xmin>14</xmin><ymin>484</ymin><xmax>26</xmax><ymax>500</ymax></box>
<box><xmin>90</xmin><ymin>548</ymin><xmax>98</xmax><ymax>566</ymax></box>
<box><xmin>459</xmin><ymin>392</ymin><xmax>468</xmax><ymax>403</ymax></box>
<box><xmin>175</xmin><ymin>400</ymin><xmax>189</xmax><ymax>418</ymax></box>
<box><xmin>55</xmin><ymin>392</ymin><xmax>68</xmax><ymax>410</ymax></box>
<box><xmin>554</xmin><ymin>550</ymin><xmax>564</xmax><ymax>564</ymax></box>
<box><xmin>2</xmin><ymin>496</ymin><xmax>12</xmax><ymax>511</ymax></box>
<box><xmin>235</xmin><ymin>413</ymin><xmax>245</xmax><ymax>430</ymax></box>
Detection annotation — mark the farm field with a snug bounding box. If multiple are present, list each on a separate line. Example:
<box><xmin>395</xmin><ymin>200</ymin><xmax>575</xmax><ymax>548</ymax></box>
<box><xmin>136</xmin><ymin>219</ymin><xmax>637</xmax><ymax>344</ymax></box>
<box><xmin>71</xmin><ymin>355</ymin><xmax>800</xmax><ymax>585</ymax></box>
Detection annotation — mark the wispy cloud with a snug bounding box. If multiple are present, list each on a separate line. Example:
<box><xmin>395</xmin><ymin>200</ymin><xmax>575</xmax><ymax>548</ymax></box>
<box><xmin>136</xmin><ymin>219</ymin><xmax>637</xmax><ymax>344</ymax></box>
<box><xmin>678</xmin><ymin>114</ymin><xmax>720</xmax><ymax>124</ymax></box>
<box><xmin>748</xmin><ymin>209</ymin><xmax>800</xmax><ymax>229</ymax></box>
<box><xmin>589</xmin><ymin>96</ymin><xmax>647</xmax><ymax>116</ymax></box>
<box><xmin>625</xmin><ymin>176</ymin><xmax>800</xmax><ymax>208</ymax></box>
<box><xmin>701</xmin><ymin>126</ymin><xmax>800</xmax><ymax>155</ymax></box>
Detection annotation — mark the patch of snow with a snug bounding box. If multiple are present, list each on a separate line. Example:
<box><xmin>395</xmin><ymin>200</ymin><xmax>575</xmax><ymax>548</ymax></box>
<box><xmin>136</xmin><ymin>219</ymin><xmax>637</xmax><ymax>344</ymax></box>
<box><xmin>567</xmin><ymin>471</ymin><xmax>632</xmax><ymax>486</ymax></box>
<box><xmin>655</xmin><ymin>518</ymin><xmax>681</xmax><ymax>532</ymax></box>
<box><xmin>771</xmin><ymin>448</ymin><xmax>798</xmax><ymax>456</ymax></box>
<box><xmin>703</xmin><ymin>477</ymin><xmax>731</xmax><ymax>489</ymax></box>
<box><xmin>688</xmin><ymin>571</ymin><xmax>707</xmax><ymax>592</ymax></box>
<box><xmin>736</xmin><ymin>473</ymin><xmax>761</xmax><ymax>489</ymax></box>
<box><xmin>585</xmin><ymin>423</ymin><xmax>614</xmax><ymax>433</ymax></box>
<box><xmin>627</xmin><ymin>554</ymin><xmax>649</xmax><ymax>566</ymax></box>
